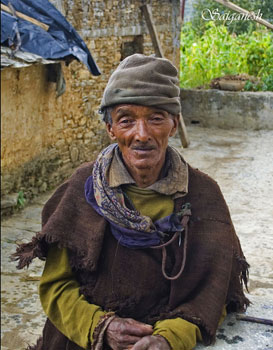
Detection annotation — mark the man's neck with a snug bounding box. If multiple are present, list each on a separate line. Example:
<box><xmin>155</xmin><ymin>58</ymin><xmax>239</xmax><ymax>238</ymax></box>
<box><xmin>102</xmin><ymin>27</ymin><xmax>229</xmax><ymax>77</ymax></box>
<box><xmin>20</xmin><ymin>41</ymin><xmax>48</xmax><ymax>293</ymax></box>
<box><xmin>126</xmin><ymin>161</ymin><xmax>165</xmax><ymax>188</ymax></box>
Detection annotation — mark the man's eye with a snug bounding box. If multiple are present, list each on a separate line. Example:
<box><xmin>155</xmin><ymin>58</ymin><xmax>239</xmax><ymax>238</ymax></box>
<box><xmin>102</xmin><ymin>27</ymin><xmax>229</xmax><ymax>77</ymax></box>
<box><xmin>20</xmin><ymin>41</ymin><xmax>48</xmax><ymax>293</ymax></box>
<box><xmin>119</xmin><ymin>118</ymin><xmax>131</xmax><ymax>124</ymax></box>
<box><xmin>151</xmin><ymin>116</ymin><xmax>164</xmax><ymax>122</ymax></box>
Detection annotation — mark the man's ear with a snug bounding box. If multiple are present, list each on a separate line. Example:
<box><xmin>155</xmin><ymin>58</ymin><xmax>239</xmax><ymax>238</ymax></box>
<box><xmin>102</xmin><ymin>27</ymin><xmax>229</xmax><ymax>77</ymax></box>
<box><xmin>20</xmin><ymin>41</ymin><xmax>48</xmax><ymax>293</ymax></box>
<box><xmin>106</xmin><ymin>123</ymin><xmax>116</xmax><ymax>140</ymax></box>
<box><xmin>170</xmin><ymin>114</ymin><xmax>180</xmax><ymax>137</ymax></box>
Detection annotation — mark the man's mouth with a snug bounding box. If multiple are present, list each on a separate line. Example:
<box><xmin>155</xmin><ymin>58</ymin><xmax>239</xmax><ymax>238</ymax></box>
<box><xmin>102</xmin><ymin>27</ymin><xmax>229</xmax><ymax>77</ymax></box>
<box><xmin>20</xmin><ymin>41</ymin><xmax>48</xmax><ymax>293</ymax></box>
<box><xmin>131</xmin><ymin>145</ymin><xmax>156</xmax><ymax>151</ymax></box>
<box><xmin>130</xmin><ymin>146</ymin><xmax>157</xmax><ymax>158</ymax></box>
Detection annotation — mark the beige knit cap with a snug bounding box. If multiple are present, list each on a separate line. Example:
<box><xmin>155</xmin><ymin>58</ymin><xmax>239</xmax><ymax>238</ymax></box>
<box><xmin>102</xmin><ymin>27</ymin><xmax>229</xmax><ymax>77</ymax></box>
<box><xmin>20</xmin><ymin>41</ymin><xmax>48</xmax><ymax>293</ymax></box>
<box><xmin>100</xmin><ymin>54</ymin><xmax>181</xmax><ymax>115</ymax></box>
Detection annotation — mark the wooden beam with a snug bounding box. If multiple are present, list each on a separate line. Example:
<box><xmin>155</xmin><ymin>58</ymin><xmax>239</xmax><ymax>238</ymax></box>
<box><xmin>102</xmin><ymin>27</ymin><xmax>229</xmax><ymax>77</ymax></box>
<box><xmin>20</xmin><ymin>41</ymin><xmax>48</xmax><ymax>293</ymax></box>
<box><xmin>236</xmin><ymin>314</ymin><xmax>273</xmax><ymax>326</ymax></box>
<box><xmin>181</xmin><ymin>0</ymin><xmax>186</xmax><ymax>22</ymax></box>
<box><xmin>178</xmin><ymin>113</ymin><xmax>190</xmax><ymax>148</ymax></box>
<box><xmin>140</xmin><ymin>4</ymin><xmax>190</xmax><ymax>148</ymax></box>
<box><xmin>1</xmin><ymin>3</ymin><xmax>49</xmax><ymax>31</ymax></box>
<box><xmin>213</xmin><ymin>0</ymin><xmax>273</xmax><ymax>31</ymax></box>
<box><xmin>140</xmin><ymin>4</ymin><xmax>164</xmax><ymax>58</ymax></box>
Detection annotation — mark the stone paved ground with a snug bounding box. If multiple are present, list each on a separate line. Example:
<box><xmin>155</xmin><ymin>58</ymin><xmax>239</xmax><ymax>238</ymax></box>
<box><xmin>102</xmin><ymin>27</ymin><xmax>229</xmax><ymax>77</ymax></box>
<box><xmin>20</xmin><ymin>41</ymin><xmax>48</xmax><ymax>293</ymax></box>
<box><xmin>1</xmin><ymin>125</ymin><xmax>273</xmax><ymax>350</ymax></box>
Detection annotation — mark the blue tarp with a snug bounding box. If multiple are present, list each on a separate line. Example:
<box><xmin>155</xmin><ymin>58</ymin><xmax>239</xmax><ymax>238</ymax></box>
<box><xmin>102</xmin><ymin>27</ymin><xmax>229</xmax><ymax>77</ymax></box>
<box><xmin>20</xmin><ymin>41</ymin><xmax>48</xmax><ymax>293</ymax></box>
<box><xmin>1</xmin><ymin>0</ymin><xmax>100</xmax><ymax>75</ymax></box>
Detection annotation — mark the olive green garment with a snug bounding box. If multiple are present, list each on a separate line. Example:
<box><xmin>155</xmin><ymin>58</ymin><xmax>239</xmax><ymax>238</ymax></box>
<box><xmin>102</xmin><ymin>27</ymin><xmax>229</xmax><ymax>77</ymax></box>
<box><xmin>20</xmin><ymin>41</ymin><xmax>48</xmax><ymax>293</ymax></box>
<box><xmin>39</xmin><ymin>185</ymin><xmax>221</xmax><ymax>349</ymax></box>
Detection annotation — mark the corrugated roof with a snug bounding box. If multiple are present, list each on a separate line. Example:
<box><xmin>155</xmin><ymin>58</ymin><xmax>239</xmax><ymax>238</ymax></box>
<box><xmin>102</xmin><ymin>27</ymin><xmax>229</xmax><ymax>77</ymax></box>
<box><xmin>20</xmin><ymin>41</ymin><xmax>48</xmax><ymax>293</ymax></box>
<box><xmin>1</xmin><ymin>46</ymin><xmax>58</xmax><ymax>69</ymax></box>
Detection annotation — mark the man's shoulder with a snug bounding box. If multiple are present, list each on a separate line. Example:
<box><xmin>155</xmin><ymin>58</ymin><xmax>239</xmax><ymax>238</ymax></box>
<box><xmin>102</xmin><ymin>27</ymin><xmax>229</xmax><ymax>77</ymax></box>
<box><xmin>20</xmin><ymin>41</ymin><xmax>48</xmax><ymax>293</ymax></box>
<box><xmin>71</xmin><ymin>161</ymin><xmax>95</xmax><ymax>179</ymax></box>
<box><xmin>61</xmin><ymin>161</ymin><xmax>96</xmax><ymax>189</ymax></box>
<box><xmin>188</xmin><ymin>164</ymin><xmax>219</xmax><ymax>189</ymax></box>
<box><xmin>42</xmin><ymin>161</ymin><xmax>95</xmax><ymax>223</ymax></box>
<box><xmin>187</xmin><ymin>163</ymin><xmax>226</xmax><ymax>206</ymax></box>
<box><xmin>186</xmin><ymin>164</ymin><xmax>230</xmax><ymax>221</ymax></box>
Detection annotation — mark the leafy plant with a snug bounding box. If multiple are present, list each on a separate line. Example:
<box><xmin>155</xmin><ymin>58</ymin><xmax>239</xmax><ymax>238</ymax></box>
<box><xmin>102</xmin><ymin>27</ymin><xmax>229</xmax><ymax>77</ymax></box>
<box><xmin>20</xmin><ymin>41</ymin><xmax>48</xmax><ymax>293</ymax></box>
<box><xmin>17</xmin><ymin>190</ymin><xmax>26</xmax><ymax>208</ymax></box>
<box><xmin>261</xmin><ymin>74</ymin><xmax>273</xmax><ymax>91</ymax></box>
<box><xmin>180</xmin><ymin>22</ymin><xmax>273</xmax><ymax>91</ymax></box>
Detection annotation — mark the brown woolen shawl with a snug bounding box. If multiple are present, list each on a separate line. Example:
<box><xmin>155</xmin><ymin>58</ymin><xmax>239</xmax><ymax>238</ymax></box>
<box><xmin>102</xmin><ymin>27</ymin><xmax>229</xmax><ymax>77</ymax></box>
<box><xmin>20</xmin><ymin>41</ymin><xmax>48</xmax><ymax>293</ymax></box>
<box><xmin>13</xmin><ymin>162</ymin><xmax>249</xmax><ymax>349</ymax></box>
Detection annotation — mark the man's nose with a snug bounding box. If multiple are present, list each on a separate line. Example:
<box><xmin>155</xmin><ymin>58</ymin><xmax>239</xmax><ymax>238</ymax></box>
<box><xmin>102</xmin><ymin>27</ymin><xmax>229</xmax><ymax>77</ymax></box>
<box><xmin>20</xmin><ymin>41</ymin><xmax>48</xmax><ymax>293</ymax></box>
<box><xmin>134</xmin><ymin>120</ymin><xmax>151</xmax><ymax>142</ymax></box>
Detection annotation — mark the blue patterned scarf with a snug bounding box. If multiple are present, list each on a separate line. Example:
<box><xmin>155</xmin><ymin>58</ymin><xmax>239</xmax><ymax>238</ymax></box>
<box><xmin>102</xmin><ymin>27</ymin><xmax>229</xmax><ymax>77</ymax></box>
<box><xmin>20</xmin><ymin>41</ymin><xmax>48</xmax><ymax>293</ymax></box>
<box><xmin>85</xmin><ymin>144</ymin><xmax>185</xmax><ymax>249</ymax></box>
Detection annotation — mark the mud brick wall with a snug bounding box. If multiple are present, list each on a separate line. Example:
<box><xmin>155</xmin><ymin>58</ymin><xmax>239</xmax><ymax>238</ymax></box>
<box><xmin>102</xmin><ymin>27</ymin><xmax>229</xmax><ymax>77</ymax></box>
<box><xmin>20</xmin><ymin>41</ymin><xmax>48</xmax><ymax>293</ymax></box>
<box><xmin>1</xmin><ymin>0</ymin><xmax>181</xmax><ymax>213</ymax></box>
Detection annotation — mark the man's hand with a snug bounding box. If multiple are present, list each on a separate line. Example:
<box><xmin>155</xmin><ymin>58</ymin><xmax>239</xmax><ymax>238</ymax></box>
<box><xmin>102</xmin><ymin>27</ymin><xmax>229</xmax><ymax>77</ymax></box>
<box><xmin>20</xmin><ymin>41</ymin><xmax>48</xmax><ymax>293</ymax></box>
<box><xmin>130</xmin><ymin>335</ymin><xmax>171</xmax><ymax>350</ymax></box>
<box><xmin>105</xmin><ymin>317</ymin><xmax>153</xmax><ymax>350</ymax></box>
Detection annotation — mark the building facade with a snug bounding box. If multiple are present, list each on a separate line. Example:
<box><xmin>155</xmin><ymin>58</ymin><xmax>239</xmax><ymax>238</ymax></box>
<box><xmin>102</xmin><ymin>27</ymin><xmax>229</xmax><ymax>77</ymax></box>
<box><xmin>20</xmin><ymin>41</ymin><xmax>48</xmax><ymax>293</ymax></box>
<box><xmin>1</xmin><ymin>0</ymin><xmax>181</xmax><ymax>214</ymax></box>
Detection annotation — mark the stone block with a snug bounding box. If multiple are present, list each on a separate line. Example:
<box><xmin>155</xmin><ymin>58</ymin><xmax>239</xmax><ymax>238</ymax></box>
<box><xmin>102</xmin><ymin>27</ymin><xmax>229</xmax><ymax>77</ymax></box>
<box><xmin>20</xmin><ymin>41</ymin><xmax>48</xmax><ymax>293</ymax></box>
<box><xmin>66</xmin><ymin>137</ymin><xmax>73</xmax><ymax>145</ymax></box>
<box><xmin>28</xmin><ymin>176</ymin><xmax>36</xmax><ymax>187</ymax></box>
<box><xmin>78</xmin><ymin>69</ymin><xmax>90</xmax><ymax>81</ymax></box>
<box><xmin>58</xmin><ymin>163</ymin><xmax>74</xmax><ymax>177</ymax></box>
<box><xmin>70</xmin><ymin>146</ymin><xmax>79</xmax><ymax>163</ymax></box>
<box><xmin>53</xmin><ymin>118</ymin><xmax>63</xmax><ymax>130</ymax></box>
<box><xmin>41</xmin><ymin>164</ymin><xmax>46</xmax><ymax>177</ymax></box>
<box><xmin>1</xmin><ymin>193</ymin><xmax>18</xmax><ymax>209</ymax></box>
<box><xmin>47</xmin><ymin>149</ymin><xmax>58</xmax><ymax>159</ymax></box>
<box><xmin>32</xmin><ymin>187</ymin><xmax>39</xmax><ymax>195</ymax></box>
<box><xmin>36</xmin><ymin>179</ymin><xmax>43</xmax><ymax>187</ymax></box>
<box><xmin>1</xmin><ymin>180</ymin><xmax>14</xmax><ymax>194</ymax></box>
<box><xmin>39</xmin><ymin>182</ymin><xmax>47</xmax><ymax>193</ymax></box>
<box><xmin>55</xmin><ymin>139</ymin><xmax>66</xmax><ymax>148</ymax></box>
<box><xmin>84</xmin><ymin>131</ymin><xmax>95</xmax><ymax>139</ymax></box>
<box><xmin>63</xmin><ymin>128</ymin><xmax>73</xmax><ymax>138</ymax></box>
<box><xmin>88</xmin><ymin>40</ymin><xmax>96</xmax><ymax>50</ymax></box>
<box><xmin>62</xmin><ymin>151</ymin><xmax>71</xmax><ymax>159</ymax></box>
<box><xmin>79</xmin><ymin>117</ymin><xmax>87</xmax><ymax>126</ymax></box>
<box><xmin>180</xmin><ymin>89</ymin><xmax>273</xmax><ymax>130</ymax></box>
<box><xmin>62</xmin><ymin>158</ymin><xmax>72</xmax><ymax>165</ymax></box>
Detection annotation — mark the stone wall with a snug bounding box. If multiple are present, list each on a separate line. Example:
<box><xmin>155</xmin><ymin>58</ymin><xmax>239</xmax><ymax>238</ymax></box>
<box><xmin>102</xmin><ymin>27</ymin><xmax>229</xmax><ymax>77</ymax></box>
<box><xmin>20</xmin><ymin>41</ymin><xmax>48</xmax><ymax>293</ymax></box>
<box><xmin>1</xmin><ymin>63</ymin><xmax>109</xmax><ymax>214</ymax></box>
<box><xmin>180</xmin><ymin>89</ymin><xmax>273</xmax><ymax>130</ymax></box>
<box><xmin>1</xmin><ymin>0</ymin><xmax>181</xmax><ymax>215</ymax></box>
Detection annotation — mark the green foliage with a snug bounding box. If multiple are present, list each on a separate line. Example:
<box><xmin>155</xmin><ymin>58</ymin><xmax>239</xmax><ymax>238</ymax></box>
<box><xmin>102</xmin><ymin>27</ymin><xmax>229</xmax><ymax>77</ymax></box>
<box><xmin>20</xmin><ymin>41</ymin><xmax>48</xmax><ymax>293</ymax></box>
<box><xmin>17</xmin><ymin>190</ymin><xmax>26</xmax><ymax>208</ymax></box>
<box><xmin>245</xmin><ymin>30</ymin><xmax>273</xmax><ymax>77</ymax></box>
<box><xmin>244</xmin><ymin>75</ymin><xmax>273</xmax><ymax>92</ymax></box>
<box><xmin>192</xmin><ymin>0</ymin><xmax>273</xmax><ymax>35</ymax></box>
<box><xmin>261</xmin><ymin>74</ymin><xmax>273</xmax><ymax>91</ymax></box>
<box><xmin>180</xmin><ymin>22</ymin><xmax>273</xmax><ymax>91</ymax></box>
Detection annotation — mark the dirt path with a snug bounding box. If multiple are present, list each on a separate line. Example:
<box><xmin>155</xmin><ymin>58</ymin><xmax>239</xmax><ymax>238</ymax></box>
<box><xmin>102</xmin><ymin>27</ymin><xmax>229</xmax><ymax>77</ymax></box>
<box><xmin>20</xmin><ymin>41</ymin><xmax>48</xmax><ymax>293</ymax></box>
<box><xmin>1</xmin><ymin>126</ymin><xmax>273</xmax><ymax>349</ymax></box>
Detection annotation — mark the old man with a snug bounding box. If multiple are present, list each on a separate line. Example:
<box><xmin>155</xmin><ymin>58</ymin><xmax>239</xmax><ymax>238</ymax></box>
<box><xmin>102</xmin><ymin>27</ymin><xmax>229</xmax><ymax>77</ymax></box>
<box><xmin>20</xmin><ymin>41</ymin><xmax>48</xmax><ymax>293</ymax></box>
<box><xmin>15</xmin><ymin>54</ymin><xmax>249</xmax><ymax>350</ymax></box>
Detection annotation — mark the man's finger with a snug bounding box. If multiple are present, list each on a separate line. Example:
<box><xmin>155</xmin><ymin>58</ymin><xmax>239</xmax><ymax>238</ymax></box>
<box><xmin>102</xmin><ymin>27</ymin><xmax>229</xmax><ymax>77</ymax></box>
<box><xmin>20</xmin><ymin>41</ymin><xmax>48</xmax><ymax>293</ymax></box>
<box><xmin>130</xmin><ymin>337</ymin><xmax>149</xmax><ymax>350</ymax></box>
<box><xmin>105</xmin><ymin>317</ymin><xmax>153</xmax><ymax>350</ymax></box>
<box><xmin>124</xmin><ymin>319</ymin><xmax>153</xmax><ymax>336</ymax></box>
<box><xmin>131</xmin><ymin>335</ymin><xmax>171</xmax><ymax>350</ymax></box>
<box><xmin>119</xmin><ymin>334</ymin><xmax>143</xmax><ymax>346</ymax></box>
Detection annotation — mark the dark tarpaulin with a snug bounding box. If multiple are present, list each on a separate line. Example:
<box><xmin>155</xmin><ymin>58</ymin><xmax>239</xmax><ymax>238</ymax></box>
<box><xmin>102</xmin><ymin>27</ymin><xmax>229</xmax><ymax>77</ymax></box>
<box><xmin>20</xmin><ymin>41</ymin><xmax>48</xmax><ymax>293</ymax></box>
<box><xmin>1</xmin><ymin>0</ymin><xmax>101</xmax><ymax>75</ymax></box>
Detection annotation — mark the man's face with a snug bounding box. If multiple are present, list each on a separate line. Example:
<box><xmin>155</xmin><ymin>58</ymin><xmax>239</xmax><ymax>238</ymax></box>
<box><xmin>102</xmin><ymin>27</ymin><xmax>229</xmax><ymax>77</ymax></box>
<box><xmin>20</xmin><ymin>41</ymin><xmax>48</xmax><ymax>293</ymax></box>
<box><xmin>106</xmin><ymin>104</ymin><xmax>178</xmax><ymax>172</ymax></box>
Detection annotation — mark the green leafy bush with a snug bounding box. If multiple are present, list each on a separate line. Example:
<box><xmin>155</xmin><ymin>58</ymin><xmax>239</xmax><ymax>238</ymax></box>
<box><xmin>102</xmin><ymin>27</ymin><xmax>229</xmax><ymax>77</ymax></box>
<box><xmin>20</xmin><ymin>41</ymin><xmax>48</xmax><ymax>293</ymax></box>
<box><xmin>17</xmin><ymin>190</ymin><xmax>26</xmax><ymax>208</ymax></box>
<box><xmin>180</xmin><ymin>22</ymin><xmax>273</xmax><ymax>91</ymax></box>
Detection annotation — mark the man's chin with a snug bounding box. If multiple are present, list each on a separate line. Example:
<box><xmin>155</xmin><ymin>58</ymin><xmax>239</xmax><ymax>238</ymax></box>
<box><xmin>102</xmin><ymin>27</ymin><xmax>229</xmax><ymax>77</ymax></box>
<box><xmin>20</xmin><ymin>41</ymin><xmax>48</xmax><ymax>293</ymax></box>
<box><xmin>123</xmin><ymin>152</ymin><xmax>161</xmax><ymax>171</ymax></box>
<box><xmin>131</xmin><ymin>160</ymin><xmax>156</xmax><ymax>170</ymax></box>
